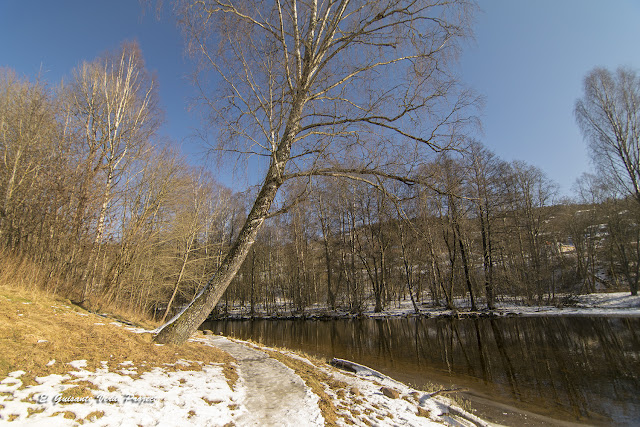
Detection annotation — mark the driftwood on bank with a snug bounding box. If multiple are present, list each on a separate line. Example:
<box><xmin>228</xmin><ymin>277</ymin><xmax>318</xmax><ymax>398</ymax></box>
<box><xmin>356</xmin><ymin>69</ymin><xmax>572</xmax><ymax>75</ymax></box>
<box><xmin>329</xmin><ymin>358</ymin><xmax>386</xmax><ymax>380</ymax></box>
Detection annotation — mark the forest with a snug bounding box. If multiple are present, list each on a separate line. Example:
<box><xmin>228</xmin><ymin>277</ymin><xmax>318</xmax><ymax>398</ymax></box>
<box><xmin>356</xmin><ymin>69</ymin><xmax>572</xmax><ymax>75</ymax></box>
<box><xmin>1</xmin><ymin>42</ymin><xmax>638</xmax><ymax>323</ymax></box>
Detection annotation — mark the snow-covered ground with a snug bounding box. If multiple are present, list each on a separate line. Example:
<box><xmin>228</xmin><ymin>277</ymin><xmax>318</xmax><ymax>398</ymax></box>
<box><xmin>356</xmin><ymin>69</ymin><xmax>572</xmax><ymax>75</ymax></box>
<box><xmin>0</xmin><ymin>322</ymin><xmax>491</xmax><ymax>426</ymax></box>
<box><xmin>0</xmin><ymin>349</ymin><xmax>242</xmax><ymax>425</ymax></box>
<box><xmin>195</xmin><ymin>334</ymin><xmax>324</xmax><ymax>426</ymax></box>
<box><xmin>370</xmin><ymin>291</ymin><xmax>640</xmax><ymax>318</ymax></box>
<box><xmin>0</xmin><ymin>363</ymin><xmax>239</xmax><ymax>426</ymax></box>
<box><xmin>490</xmin><ymin>291</ymin><xmax>640</xmax><ymax>317</ymax></box>
<box><xmin>278</xmin><ymin>351</ymin><xmax>491</xmax><ymax>427</ymax></box>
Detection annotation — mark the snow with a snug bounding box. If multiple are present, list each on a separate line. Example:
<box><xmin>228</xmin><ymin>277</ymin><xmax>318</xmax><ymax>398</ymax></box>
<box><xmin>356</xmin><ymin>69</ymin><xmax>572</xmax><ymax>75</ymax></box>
<box><xmin>488</xmin><ymin>292</ymin><xmax>640</xmax><ymax>317</ymax></box>
<box><xmin>67</xmin><ymin>360</ymin><xmax>87</xmax><ymax>369</ymax></box>
<box><xmin>276</xmin><ymin>348</ymin><xmax>490</xmax><ymax>426</ymax></box>
<box><xmin>330</xmin><ymin>359</ymin><xmax>387</xmax><ymax>380</ymax></box>
<box><xmin>215</xmin><ymin>336</ymin><xmax>490</xmax><ymax>427</ymax></box>
<box><xmin>0</xmin><ymin>357</ymin><xmax>241</xmax><ymax>426</ymax></box>
<box><xmin>199</xmin><ymin>335</ymin><xmax>324</xmax><ymax>426</ymax></box>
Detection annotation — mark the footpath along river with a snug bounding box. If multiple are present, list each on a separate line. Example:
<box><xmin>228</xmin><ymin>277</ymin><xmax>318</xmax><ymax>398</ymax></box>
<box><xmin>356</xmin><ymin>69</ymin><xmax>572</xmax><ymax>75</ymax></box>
<box><xmin>201</xmin><ymin>316</ymin><xmax>640</xmax><ymax>426</ymax></box>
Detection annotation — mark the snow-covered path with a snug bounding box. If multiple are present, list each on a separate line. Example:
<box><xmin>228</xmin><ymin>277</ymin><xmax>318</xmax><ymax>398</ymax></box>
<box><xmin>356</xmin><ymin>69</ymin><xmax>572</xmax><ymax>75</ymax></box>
<box><xmin>203</xmin><ymin>335</ymin><xmax>324</xmax><ymax>426</ymax></box>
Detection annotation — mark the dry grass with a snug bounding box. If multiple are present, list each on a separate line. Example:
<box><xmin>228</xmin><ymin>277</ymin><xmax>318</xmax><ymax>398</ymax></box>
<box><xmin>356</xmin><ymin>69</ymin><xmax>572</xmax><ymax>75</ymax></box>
<box><xmin>0</xmin><ymin>281</ymin><xmax>236</xmax><ymax>396</ymax></box>
<box><xmin>0</xmin><ymin>251</ymin><xmax>159</xmax><ymax>331</ymax></box>
<box><xmin>51</xmin><ymin>410</ymin><xmax>76</xmax><ymax>420</ymax></box>
<box><xmin>222</xmin><ymin>362</ymin><xmax>239</xmax><ymax>388</ymax></box>
<box><xmin>202</xmin><ymin>397</ymin><xmax>223</xmax><ymax>405</ymax></box>
<box><xmin>85</xmin><ymin>410</ymin><xmax>105</xmax><ymax>421</ymax></box>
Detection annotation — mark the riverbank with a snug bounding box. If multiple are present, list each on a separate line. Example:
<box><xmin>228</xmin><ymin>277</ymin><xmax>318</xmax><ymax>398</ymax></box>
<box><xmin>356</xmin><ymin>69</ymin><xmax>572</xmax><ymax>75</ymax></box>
<box><xmin>207</xmin><ymin>291</ymin><xmax>640</xmax><ymax>320</ymax></box>
<box><xmin>0</xmin><ymin>285</ymin><xmax>492</xmax><ymax>426</ymax></box>
<box><xmin>203</xmin><ymin>312</ymin><xmax>640</xmax><ymax>426</ymax></box>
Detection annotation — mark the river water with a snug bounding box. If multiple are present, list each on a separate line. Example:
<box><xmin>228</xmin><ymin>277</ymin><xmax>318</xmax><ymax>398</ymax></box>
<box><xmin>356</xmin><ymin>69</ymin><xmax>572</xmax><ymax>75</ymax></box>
<box><xmin>200</xmin><ymin>316</ymin><xmax>640</xmax><ymax>426</ymax></box>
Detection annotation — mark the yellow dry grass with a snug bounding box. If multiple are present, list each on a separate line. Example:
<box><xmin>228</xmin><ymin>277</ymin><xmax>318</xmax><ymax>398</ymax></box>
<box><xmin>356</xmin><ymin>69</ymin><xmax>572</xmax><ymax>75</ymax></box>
<box><xmin>0</xmin><ymin>281</ymin><xmax>236</xmax><ymax>394</ymax></box>
<box><xmin>0</xmin><ymin>250</ymin><xmax>161</xmax><ymax>331</ymax></box>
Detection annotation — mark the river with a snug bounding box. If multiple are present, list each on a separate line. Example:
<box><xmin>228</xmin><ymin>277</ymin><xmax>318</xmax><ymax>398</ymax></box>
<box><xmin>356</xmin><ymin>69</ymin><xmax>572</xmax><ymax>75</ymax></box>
<box><xmin>200</xmin><ymin>316</ymin><xmax>640</xmax><ymax>426</ymax></box>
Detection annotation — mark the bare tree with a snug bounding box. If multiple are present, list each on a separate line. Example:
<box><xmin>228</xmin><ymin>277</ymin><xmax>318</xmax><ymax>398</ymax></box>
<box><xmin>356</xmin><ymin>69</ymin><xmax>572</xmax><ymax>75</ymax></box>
<box><xmin>314</xmin><ymin>183</ymin><xmax>337</xmax><ymax>310</ymax></box>
<box><xmin>62</xmin><ymin>41</ymin><xmax>162</xmax><ymax>302</ymax></box>
<box><xmin>393</xmin><ymin>197</ymin><xmax>421</xmax><ymax>314</ymax></box>
<box><xmin>466</xmin><ymin>142</ymin><xmax>502</xmax><ymax>309</ymax></box>
<box><xmin>156</xmin><ymin>0</ymin><xmax>477</xmax><ymax>344</ymax></box>
<box><xmin>160</xmin><ymin>169</ymin><xmax>220</xmax><ymax>323</ymax></box>
<box><xmin>0</xmin><ymin>70</ymin><xmax>59</xmax><ymax>251</ymax></box>
<box><xmin>575</xmin><ymin>67</ymin><xmax>640</xmax><ymax>204</ymax></box>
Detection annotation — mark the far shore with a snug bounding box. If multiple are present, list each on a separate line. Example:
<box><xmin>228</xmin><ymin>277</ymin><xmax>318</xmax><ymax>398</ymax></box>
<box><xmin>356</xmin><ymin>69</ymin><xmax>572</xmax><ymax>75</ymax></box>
<box><xmin>203</xmin><ymin>291</ymin><xmax>640</xmax><ymax>321</ymax></box>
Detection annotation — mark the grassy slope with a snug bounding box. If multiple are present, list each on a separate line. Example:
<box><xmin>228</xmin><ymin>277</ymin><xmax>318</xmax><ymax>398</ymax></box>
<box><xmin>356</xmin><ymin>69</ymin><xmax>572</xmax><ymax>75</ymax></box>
<box><xmin>0</xmin><ymin>283</ymin><xmax>238</xmax><ymax>423</ymax></box>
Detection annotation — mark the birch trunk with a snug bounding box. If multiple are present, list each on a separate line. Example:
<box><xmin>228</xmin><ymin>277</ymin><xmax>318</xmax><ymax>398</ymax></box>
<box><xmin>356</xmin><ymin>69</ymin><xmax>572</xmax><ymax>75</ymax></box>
<box><xmin>154</xmin><ymin>99</ymin><xmax>303</xmax><ymax>344</ymax></box>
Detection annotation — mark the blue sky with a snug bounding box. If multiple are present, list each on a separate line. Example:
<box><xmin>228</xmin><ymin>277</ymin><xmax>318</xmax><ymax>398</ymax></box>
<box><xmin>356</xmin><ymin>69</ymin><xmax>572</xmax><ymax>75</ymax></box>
<box><xmin>2</xmin><ymin>0</ymin><xmax>640</xmax><ymax>196</ymax></box>
<box><xmin>460</xmin><ymin>0</ymin><xmax>640</xmax><ymax>196</ymax></box>
<box><xmin>0</xmin><ymin>0</ymin><xmax>206</xmax><ymax>177</ymax></box>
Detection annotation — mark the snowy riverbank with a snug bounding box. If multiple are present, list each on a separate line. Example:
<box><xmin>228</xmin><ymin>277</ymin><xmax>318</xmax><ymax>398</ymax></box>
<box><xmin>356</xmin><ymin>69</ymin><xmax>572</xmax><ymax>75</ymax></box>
<box><xmin>0</xmin><ymin>287</ymin><xmax>492</xmax><ymax>426</ymax></box>
<box><xmin>207</xmin><ymin>291</ymin><xmax>640</xmax><ymax>320</ymax></box>
<box><xmin>1</xmin><ymin>326</ymin><xmax>491</xmax><ymax>426</ymax></box>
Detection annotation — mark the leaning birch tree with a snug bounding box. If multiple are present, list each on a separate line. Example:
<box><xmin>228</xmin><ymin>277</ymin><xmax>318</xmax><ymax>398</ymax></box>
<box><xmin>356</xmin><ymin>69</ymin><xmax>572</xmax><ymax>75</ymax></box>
<box><xmin>155</xmin><ymin>0</ymin><xmax>477</xmax><ymax>344</ymax></box>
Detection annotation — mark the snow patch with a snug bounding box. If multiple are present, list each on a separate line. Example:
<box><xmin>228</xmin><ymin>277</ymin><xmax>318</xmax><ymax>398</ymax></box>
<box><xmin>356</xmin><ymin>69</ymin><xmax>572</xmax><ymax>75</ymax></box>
<box><xmin>68</xmin><ymin>360</ymin><xmax>87</xmax><ymax>369</ymax></box>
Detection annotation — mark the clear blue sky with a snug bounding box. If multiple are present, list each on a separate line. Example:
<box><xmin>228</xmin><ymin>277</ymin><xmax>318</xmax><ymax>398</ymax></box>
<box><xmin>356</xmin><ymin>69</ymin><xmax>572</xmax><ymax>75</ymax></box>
<box><xmin>2</xmin><ymin>0</ymin><xmax>640</xmax><ymax>196</ymax></box>
<box><xmin>460</xmin><ymin>0</ymin><xmax>640</xmax><ymax>196</ymax></box>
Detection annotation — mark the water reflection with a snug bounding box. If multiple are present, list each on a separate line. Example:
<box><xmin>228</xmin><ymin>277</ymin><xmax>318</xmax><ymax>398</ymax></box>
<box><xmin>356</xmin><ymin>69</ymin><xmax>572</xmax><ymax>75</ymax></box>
<box><xmin>201</xmin><ymin>316</ymin><xmax>640</xmax><ymax>425</ymax></box>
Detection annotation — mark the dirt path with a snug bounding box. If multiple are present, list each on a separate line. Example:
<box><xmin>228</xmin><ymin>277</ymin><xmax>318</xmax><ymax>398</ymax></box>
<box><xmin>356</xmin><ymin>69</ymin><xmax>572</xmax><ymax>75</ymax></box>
<box><xmin>204</xmin><ymin>335</ymin><xmax>323</xmax><ymax>426</ymax></box>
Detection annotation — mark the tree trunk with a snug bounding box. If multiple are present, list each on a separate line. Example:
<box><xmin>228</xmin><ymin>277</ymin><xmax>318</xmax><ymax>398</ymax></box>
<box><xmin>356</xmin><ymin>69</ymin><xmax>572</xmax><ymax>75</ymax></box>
<box><xmin>154</xmin><ymin>97</ymin><xmax>304</xmax><ymax>344</ymax></box>
<box><xmin>457</xmin><ymin>228</ymin><xmax>477</xmax><ymax>311</ymax></box>
<box><xmin>160</xmin><ymin>241</ymin><xmax>192</xmax><ymax>324</ymax></box>
<box><xmin>399</xmin><ymin>224</ymin><xmax>419</xmax><ymax>314</ymax></box>
<box><xmin>250</xmin><ymin>247</ymin><xmax>256</xmax><ymax>316</ymax></box>
<box><xmin>154</xmin><ymin>173</ymin><xmax>281</xmax><ymax>343</ymax></box>
<box><xmin>317</xmin><ymin>199</ymin><xmax>335</xmax><ymax>310</ymax></box>
<box><xmin>479</xmin><ymin>206</ymin><xmax>495</xmax><ymax>310</ymax></box>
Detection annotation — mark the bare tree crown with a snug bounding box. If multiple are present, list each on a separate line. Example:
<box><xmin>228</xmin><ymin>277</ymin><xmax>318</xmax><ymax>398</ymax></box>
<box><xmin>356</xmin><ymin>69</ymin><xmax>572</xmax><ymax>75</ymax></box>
<box><xmin>575</xmin><ymin>67</ymin><xmax>640</xmax><ymax>203</ymax></box>
<box><xmin>181</xmin><ymin>0</ymin><xmax>476</xmax><ymax>187</ymax></box>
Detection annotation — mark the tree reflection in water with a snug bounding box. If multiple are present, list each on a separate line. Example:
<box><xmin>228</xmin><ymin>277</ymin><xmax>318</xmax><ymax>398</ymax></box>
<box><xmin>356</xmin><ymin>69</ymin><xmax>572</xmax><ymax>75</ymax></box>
<box><xmin>201</xmin><ymin>316</ymin><xmax>640</xmax><ymax>426</ymax></box>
